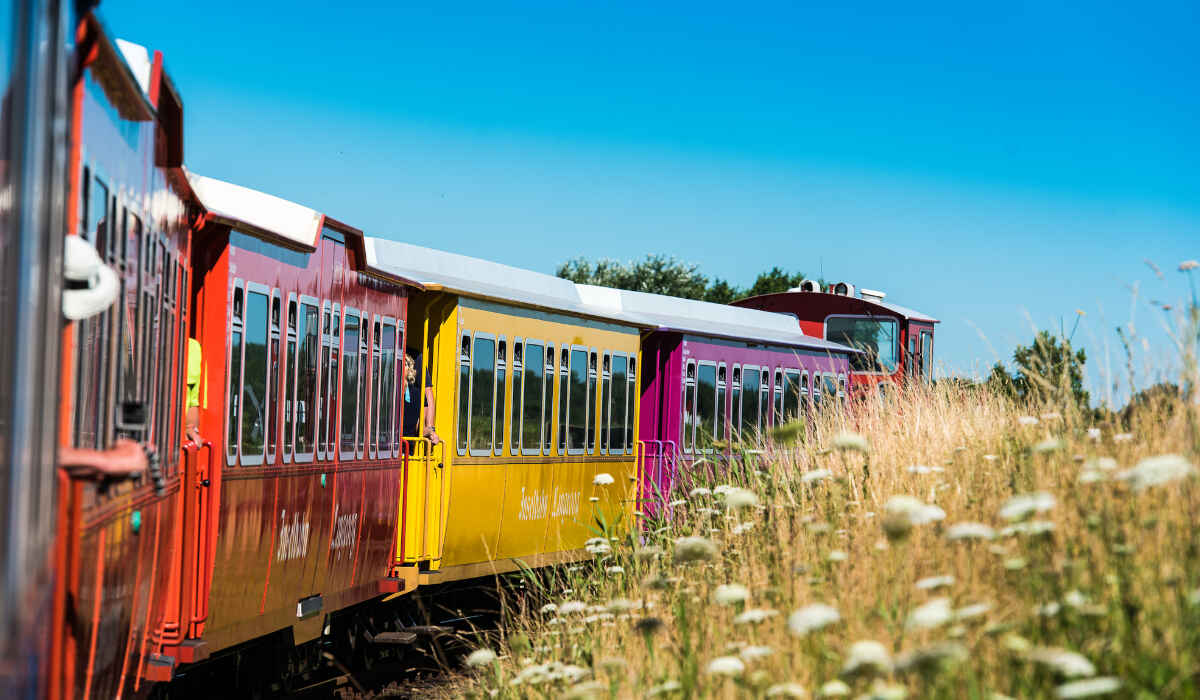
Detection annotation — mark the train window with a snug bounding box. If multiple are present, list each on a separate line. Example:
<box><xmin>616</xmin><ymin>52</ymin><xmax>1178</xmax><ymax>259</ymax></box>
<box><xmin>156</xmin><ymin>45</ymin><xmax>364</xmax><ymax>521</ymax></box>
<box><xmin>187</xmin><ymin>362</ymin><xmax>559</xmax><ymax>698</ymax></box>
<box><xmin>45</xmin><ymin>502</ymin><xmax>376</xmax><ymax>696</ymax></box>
<box><xmin>921</xmin><ymin>330</ymin><xmax>934</xmax><ymax>380</ymax></box>
<box><xmin>542</xmin><ymin>345</ymin><xmax>555</xmax><ymax>452</ymax></box>
<box><xmin>600</xmin><ymin>353</ymin><xmax>612</xmax><ymax>453</ymax></box>
<box><xmin>494</xmin><ymin>338</ymin><xmax>506</xmax><ymax>455</ymax></box>
<box><xmin>267</xmin><ymin>292</ymin><xmax>281</xmax><ymax>463</ymax></box>
<box><xmin>823</xmin><ymin>374</ymin><xmax>838</xmax><ymax>403</ymax></box>
<box><xmin>172</xmin><ymin>262</ymin><xmax>187</xmax><ymax>472</ymax></box>
<box><xmin>567</xmin><ymin>348</ymin><xmax>588</xmax><ymax>454</ymax></box>
<box><xmin>521</xmin><ymin>342</ymin><xmax>544</xmax><ymax>456</ymax></box>
<box><xmin>716</xmin><ymin>364</ymin><xmax>727</xmax><ymax>443</ymax></box>
<box><xmin>729</xmin><ymin>366</ymin><xmax>741</xmax><ymax>441</ymax></box>
<box><xmin>470</xmin><ymin>334</ymin><xmax>496</xmax><ymax>455</ymax></box>
<box><xmin>906</xmin><ymin>335</ymin><xmax>915</xmax><ymax>377</ymax></box>
<box><xmin>812</xmin><ymin>371</ymin><xmax>822</xmax><ymax>411</ymax></box>
<box><xmin>356</xmin><ymin>312</ymin><xmax>369</xmax><ymax>458</ymax></box>
<box><xmin>772</xmin><ymin>369</ymin><xmax>784</xmax><ymax>427</ymax></box>
<box><xmin>317</xmin><ymin>304</ymin><xmax>331</xmax><ymax>458</ymax></box>
<box><xmin>585</xmin><ymin>350</ymin><xmax>597</xmax><ymax>454</ymax></box>
<box><xmin>696</xmin><ymin>363</ymin><xmax>716</xmax><ymax>452</ymax></box>
<box><xmin>758</xmin><ymin>370</ymin><xmax>770</xmax><ymax>430</ymax></box>
<box><xmin>801</xmin><ymin>372</ymin><xmax>811</xmax><ymax>415</ymax></box>
<box><xmin>377</xmin><ymin>321</ymin><xmax>397</xmax><ymax>457</ymax></box>
<box><xmin>284</xmin><ymin>295</ymin><xmax>298</xmax><ymax>462</ymax></box>
<box><xmin>369</xmin><ymin>319</ymin><xmax>381</xmax><ymax>459</ymax></box>
<box><xmin>393</xmin><ymin>320</ymin><xmax>405</xmax><ymax>457</ymax></box>
<box><xmin>457</xmin><ymin>334</ymin><xmax>470</xmax><ymax>454</ymax></box>
<box><xmin>240</xmin><ymin>287</ymin><xmax>269</xmax><ymax>465</ymax></box>
<box><xmin>825</xmin><ymin>316</ymin><xmax>899</xmax><ymax>374</ymax></box>
<box><xmin>740</xmin><ymin>365</ymin><xmax>759</xmax><ymax>438</ymax></box>
<box><xmin>611</xmin><ymin>355</ymin><xmax>628</xmax><ymax>453</ymax></box>
<box><xmin>784</xmin><ymin>369</ymin><xmax>801</xmax><ymax>422</ymax></box>
<box><xmin>558</xmin><ymin>348</ymin><xmax>569</xmax><ymax>454</ymax></box>
<box><xmin>682</xmin><ymin>360</ymin><xmax>696</xmax><ymax>453</ymax></box>
<box><xmin>116</xmin><ymin>214</ymin><xmax>140</xmax><ymax>412</ymax></box>
<box><xmin>839</xmin><ymin>373</ymin><xmax>848</xmax><ymax>399</ymax></box>
<box><xmin>226</xmin><ymin>283</ymin><xmax>244</xmax><ymax>464</ymax></box>
<box><xmin>626</xmin><ymin>357</ymin><xmax>636</xmax><ymax>453</ymax></box>
<box><xmin>294</xmin><ymin>300</ymin><xmax>319</xmax><ymax>461</ymax></box>
<box><xmin>324</xmin><ymin>305</ymin><xmax>341</xmax><ymax>459</ymax></box>
<box><xmin>340</xmin><ymin>310</ymin><xmax>361</xmax><ymax>459</ymax></box>
<box><xmin>511</xmin><ymin>340</ymin><xmax>524</xmax><ymax>455</ymax></box>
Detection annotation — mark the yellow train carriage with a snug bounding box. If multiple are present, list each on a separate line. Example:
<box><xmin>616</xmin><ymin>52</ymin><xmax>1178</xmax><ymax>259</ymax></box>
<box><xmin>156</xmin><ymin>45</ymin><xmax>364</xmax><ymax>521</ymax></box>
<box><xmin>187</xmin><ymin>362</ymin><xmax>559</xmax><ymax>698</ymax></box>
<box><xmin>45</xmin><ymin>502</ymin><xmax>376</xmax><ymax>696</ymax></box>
<box><xmin>366</xmin><ymin>240</ymin><xmax>641</xmax><ymax>584</ymax></box>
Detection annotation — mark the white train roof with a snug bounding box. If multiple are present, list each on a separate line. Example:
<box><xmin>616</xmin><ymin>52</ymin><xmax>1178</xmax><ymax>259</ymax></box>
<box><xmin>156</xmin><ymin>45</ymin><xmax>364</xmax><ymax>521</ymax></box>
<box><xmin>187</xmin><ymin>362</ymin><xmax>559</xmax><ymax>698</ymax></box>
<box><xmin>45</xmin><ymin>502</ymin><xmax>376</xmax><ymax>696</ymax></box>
<box><xmin>188</xmin><ymin>172</ymin><xmax>326</xmax><ymax>250</ymax></box>
<box><xmin>875</xmin><ymin>299</ymin><xmax>938</xmax><ymax>323</ymax></box>
<box><xmin>576</xmin><ymin>285</ymin><xmax>858</xmax><ymax>353</ymax></box>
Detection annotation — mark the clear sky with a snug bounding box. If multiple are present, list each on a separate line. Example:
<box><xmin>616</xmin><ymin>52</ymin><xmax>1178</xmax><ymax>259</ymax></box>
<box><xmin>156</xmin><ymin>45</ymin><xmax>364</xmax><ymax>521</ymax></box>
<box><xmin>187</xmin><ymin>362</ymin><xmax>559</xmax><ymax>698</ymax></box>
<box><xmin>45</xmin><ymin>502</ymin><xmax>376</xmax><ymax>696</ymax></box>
<box><xmin>105</xmin><ymin>1</ymin><xmax>1199</xmax><ymax>406</ymax></box>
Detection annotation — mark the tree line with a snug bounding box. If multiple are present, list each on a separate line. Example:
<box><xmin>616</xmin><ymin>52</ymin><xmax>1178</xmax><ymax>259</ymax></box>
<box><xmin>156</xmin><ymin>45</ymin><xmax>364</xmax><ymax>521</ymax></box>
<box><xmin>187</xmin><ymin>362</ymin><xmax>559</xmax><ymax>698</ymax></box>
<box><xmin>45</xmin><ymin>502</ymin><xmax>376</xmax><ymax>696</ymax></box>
<box><xmin>555</xmin><ymin>254</ymin><xmax>820</xmax><ymax>304</ymax></box>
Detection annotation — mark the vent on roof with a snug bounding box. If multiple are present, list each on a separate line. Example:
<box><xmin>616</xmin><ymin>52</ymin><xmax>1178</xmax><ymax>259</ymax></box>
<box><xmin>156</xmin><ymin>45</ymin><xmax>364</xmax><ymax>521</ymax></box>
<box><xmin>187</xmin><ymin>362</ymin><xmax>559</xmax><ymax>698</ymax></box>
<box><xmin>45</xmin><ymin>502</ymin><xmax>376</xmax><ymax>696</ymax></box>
<box><xmin>831</xmin><ymin>282</ymin><xmax>855</xmax><ymax>297</ymax></box>
<box><xmin>792</xmin><ymin>279</ymin><xmax>821</xmax><ymax>293</ymax></box>
<box><xmin>860</xmin><ymin>288</ymin><xmax>887</xmax><ymax>303</ymax></box>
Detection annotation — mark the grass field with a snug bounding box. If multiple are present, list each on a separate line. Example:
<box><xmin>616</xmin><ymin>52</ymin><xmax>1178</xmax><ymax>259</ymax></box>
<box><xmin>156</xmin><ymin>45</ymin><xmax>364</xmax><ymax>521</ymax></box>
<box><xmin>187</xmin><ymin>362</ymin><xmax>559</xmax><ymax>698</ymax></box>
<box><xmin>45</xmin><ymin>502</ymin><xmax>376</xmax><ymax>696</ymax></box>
<box><xmin>442</xmin><ymin>361</ymin><xmax>1199</xmax><ymax>698</ymax></box>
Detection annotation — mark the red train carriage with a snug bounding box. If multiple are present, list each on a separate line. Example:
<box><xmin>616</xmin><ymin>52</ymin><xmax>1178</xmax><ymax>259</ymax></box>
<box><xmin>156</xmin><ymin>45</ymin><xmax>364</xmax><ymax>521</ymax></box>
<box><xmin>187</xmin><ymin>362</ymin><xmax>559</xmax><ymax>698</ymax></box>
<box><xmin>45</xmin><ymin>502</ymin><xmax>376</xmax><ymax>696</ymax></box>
<box><xmin>733</xmin><ymin>282</ymin><xmax>938</xmax><ymax>395</ymax></box>
<box><xmin>164</xmin><ymin>173</ymin><xmax>418</xmax><ymax>676</ymax></box>
<box><xmin>51</xmin><ymin>14</ymin><xmax>195</xmax><ymax>700</ymax></box>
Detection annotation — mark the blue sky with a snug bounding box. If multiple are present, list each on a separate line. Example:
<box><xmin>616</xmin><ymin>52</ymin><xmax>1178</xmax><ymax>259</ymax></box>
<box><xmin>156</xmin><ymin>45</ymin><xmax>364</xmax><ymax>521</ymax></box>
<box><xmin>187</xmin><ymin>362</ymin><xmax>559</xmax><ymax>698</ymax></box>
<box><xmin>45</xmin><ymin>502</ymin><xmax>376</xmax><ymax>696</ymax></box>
<box><xmin>106</xmin><ymin>1</ymin><xmax>1199</xmax><ymax>405</ymax></box>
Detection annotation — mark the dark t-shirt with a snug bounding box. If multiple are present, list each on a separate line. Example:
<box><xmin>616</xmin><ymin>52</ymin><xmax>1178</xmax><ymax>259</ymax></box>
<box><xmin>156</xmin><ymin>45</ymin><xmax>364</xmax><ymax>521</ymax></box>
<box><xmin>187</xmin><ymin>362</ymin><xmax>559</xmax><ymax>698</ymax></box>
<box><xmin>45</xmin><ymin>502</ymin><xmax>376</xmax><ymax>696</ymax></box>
<box><xmin>402</xmin><ymin>352</ymin><xmax>433</xmax><ymax>438</ymax></box>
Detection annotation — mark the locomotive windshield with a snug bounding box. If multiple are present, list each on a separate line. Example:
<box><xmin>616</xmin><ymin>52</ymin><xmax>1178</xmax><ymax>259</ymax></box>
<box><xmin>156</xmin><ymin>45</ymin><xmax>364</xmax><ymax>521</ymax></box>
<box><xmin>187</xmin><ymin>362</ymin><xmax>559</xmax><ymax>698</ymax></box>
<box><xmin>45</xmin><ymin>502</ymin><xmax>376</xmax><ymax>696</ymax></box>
<box><xmin>825</xmin><ymin>316</ymin><xmax>899</xmax><ymax>373</ymax></box>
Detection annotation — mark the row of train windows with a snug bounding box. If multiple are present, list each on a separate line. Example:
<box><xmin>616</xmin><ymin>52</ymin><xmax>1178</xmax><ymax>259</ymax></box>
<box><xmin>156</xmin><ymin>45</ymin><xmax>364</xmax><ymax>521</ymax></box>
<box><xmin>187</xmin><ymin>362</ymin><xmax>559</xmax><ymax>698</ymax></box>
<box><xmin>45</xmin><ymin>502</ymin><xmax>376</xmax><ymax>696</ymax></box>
<box><xmin>76</xmin><ymin>168</ymin><xmax>184</xmax><ymax>480</ymax></box>
<box><xmin>681</xmin><ymin>360</ymin><xmax>847</xmax><ymax>453</ymax></box>
<box><xmin>225</xmin><ymin>280</ymin><xmax>404</xmax><ymax>466</ymax></box>
<box><xmin>455</xmin><ymin>332</ymin><xmax>637</xmax><ymax>458</ymax></box>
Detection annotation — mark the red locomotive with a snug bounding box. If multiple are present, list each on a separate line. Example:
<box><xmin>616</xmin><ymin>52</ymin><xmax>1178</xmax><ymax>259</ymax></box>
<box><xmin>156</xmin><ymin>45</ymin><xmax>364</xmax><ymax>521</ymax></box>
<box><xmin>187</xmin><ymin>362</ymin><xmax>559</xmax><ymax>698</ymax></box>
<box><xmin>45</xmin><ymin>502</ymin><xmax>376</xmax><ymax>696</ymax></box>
<box><xmin>733</xmin><ymin>281</ymin><xmax>938</xmax><ymax>395</ymax></box>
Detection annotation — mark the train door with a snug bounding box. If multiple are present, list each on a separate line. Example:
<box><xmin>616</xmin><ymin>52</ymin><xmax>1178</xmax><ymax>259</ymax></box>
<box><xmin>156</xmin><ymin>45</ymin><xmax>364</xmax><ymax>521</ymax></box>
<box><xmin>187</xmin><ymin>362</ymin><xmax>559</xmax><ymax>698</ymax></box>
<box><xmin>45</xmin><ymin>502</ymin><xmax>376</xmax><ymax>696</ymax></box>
<box><xmin>398</xmin><ymin>292</ymin><xmax>451</xmax><ymax>570</ymax></box>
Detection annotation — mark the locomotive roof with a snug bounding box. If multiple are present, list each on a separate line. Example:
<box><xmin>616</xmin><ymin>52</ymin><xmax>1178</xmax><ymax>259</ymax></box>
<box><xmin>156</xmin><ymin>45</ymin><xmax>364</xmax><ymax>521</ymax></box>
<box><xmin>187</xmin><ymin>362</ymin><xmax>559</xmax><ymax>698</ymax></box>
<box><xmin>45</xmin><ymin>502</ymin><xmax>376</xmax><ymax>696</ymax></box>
<box><xmin>576</xmin><ymin>285</ymin><xmax>859</xmax><ymax>353</ymax></box>
<box><xmin>738</xmin><ymin>291</ymin><xmax>939</xmax><ymax>324</ymax></box>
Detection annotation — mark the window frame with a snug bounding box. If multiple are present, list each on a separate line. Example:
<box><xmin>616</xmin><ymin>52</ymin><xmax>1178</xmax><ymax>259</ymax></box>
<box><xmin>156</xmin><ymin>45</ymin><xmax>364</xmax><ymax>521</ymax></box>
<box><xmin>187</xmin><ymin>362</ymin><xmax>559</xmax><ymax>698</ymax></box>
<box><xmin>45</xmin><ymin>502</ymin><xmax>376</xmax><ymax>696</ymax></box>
<box><xmin>468</xmin><ymin>331</ymin><xmax>498</xmax><ymax>458</ymax></box>
<box><xmin>730</xmin><ymin>365</ymin><xmax>742</xmax><ymax>441</ymax></box>
<box><xmin>759</xmin><ymin>369</ymin><xmax>770</xmax><ymax>430</ymax></box>
<box><xmin>586</xmin><ymin>348</ymin><xmax>598</xmax><ymax>455</ymax></box>
<box><xmin>542</xmin><ymin>343</ymin><xmax>555</xmax><ymax>454</ymax></box>
<box><xmin>283</xmin><ymin>293</ymin><xmax>298</xmax><ymax>463</ymax></box>
<box><xmin>600</xmin><ymin>352</ymin><xmax>612</xmax><ymax>454</ymax></box>
<box><xmin>225</xmin><ymin>280</ymin><xmax>245</xmax><ymax>466</ymax></box>
<box><xmin>355</xmin><ymin>309</ymin><xmax>369</xmax><ymax>460</ymax></box>
<box><xmin>266</xmin><ymin>289</ymin><xmax>282</xmax><ymax>465</ymax></box>
<box><xmin>625</xmin><ymin>355</ymin><xmax>637</xmax><ymax>455</ymax></box>
<box><xmin>456</xmin><ymin>331</ymin><xmax>471</xmax><ymax>456</ymax></box>
<box><xmin>239</xmin><ymin>280</ymin><xmax>273</xmax><ymax>467</ymax></box>
<box><xmin>695</xmin><ymin>360</ymin><xmax>718</xmax><ymax>454</ymax></box>
<box><xmin>682</xmin><ymin>358</ymin><xmax>697</xmax><ymax>453</ymax></box>
<box><xmin>369</xmin><ymin>315</ymin><xmax>382</xmax><ymax>460</ymax></box>
<box><xmin>338</xmin><ymin>305</ymin><xmax>363</xmax><ymax>462</ymax></box>
<box><xmin>510</xmin><ymin>338</ymin><xmax>524</xmax><ymax>456</ymax></box>
<box><xmin>293</xmin><ymin>296</ymin><xmax>320</xmax><ymax>464</ymax></box>
<box><xmin>376</xmin><ymin>315</ymin><xmax>399</xmax><ymax>459</ymax></box>
<box><xmin>772</xmin><ymin>368</ymin><xmax>785</xmax><ymax>428</ymax></box>
<box><xmin>920</xmin><ymin>329</ymin><xmax>934</xmax><ymax>380</ymax></box>
<box><xmin>565</xmin><ymin>345</ymin><xmax>590</xmax><ymax>456</ymax></box>
<box><xmin>558</xmin><ymin>347</ymin><xmax>570</xmax><ymax>455</ymax></box>
<box><xmin>716</xmin><ymin>362</ymin><xmax>728</xmax><ymax>444</ymax></box>
<box><xmin>494</xmin><ymin>336</ymin><xmax>507</xmax><ymax>456</ymax></box>
<box><xmin>519</xmin><ymin>339</ymin><xmax>546</xmax><ymax>457</ymax></box>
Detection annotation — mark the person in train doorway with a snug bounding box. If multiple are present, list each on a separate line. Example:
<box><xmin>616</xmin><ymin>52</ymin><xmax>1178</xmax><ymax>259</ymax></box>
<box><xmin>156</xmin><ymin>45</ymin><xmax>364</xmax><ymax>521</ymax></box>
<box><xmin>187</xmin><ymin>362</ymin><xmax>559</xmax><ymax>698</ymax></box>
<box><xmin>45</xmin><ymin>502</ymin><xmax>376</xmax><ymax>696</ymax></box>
<box><xmin>403</xmin><ymin>347</ymin><xmax>440</xmax><ymax>445</ymax></box>
<box><xmin>185</xmin><ymin>337</ymin><xmax>204</xmax><ymax>443</ymax></box>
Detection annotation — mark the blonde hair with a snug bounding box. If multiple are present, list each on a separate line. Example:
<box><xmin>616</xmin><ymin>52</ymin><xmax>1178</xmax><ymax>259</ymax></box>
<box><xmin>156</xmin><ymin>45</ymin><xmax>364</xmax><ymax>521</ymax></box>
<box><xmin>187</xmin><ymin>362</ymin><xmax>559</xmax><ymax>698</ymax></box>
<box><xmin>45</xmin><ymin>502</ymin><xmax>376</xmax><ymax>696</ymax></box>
<box><xmin>404</xmin><ymin>351</ymin><xmax>417</xmax><ymax>384</ymax></box>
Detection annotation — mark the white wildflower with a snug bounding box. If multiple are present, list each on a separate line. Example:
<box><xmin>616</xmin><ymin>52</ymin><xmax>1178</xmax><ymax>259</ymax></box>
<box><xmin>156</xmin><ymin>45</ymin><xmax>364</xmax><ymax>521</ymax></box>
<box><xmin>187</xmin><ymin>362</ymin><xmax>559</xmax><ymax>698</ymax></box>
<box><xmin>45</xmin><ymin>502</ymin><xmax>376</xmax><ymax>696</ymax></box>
<box><xmin>861</xmin><ymin>681</ymin><xmax>908</xmax><ymax>699</ymax></box>
<box><xmin>998</xmin><ymin>492</ymin><xmax>1056</xmax><ymax>521</ymax></box>
<box><xmin>465</xmin><ymin>648</ymin><xmax>498</xmax><ymax>668</ymax></box>
<box><xmin>802</xmin><ymin>468</ymin><xmax>833</xmax><ymax>484</ymax></box>
<box><xmin>915</xmin><ymin>575</ymin><xmax>955</xmax><ymax>591</ymax></box>
<box><xmin>1116</xmin><ymin>454</ymin><xmax>1196</xmax><ymax>491</ymax></box>
<box><xmin>1034</xmin><ymin>438</ymin><xmax>1066</xmax><ymax>453</ymax></box>
<box><xmin>952</xmin><ymin>603</ymin><xmax>991</xmax><ymax>621</ymax></box>
<box><xmin>724</xmin><ymin>487</ymin><xmax>759</xmax><ymax>510</ymax></box>
<box><xmin>714</xmin><ymin>583</ymin><xmax>750</xmax><ymax>605</ymax></box>
<box><xmin>788</xmin><ymin>603</ymin><xmax>841</xmax><ymax>636</ymax></box>
<box><xmin>906</xmin><ymin>597</ymin><xmax>953</xmax><ymax>630</ymax></box>
<box><xmin>646</xmin><ymin>680</ymin><xmax>682</xmax><ymax>696</ymax></box>
<box><xmin>740</xmin><ymin>644</ymin><xmax>774</xmax><ymax>661</ymax></box>
<box><xmin>559</xmin><ymin>600</ymin><xmax>587</xmax><ymax>615</ymax></box>
<box><xmin>1086</xmin><ymin>428</ymin><xmax>1102</xmax><ymax>441</ymax></box>
<box><xmin>673</xmin><ymin>536</ymin><xmax>718</xmax><ymax>562</ymax></box>
<box><xmin>706</xmin><ymin>655</ymin><xmax>745</xmax><ymax>676</ymax></box>
<box><xmin>1029</xmin><ymin>647</ymin><xmax>1097</xmax><ymax>678</ymax></box>
<box><xmin>564</xmin><ymin>681</ymin><xmax>606</xmax><ymax>698</ymax></box>
<box><xmin>946</xmin><ymin>522</ymin><xmax>996</xmax><ymax>540</ymax></box>
<box><xmin>1056</xmin><ymin>677</ymin><xmax>1121</xmax><ymax>698</ymax></box>
<box><xmin>668</xmin><ymin>498</ymin><xmax>686</xmax><ymax>507</ymax></box>
<box><xmin>540</xmin><ymin>603</ymin><xmax>558</xmax><ymax>614</ymax></box>
<box><xmin>832</xmin><ymin>431</ymin><xmax>869</xmax><ymax>452</ymax></box>
<box><xmin>689</xmin><ymin>487</ymin><xmax>712</xmax><ymax>498</ymax></box>
<box><xmin>1018</xmin><ymin>416</ymin><xmax>1039</xmax><ymax>426</ymax></box>
<box><xmin>606</xmin><ymin>565</ymin><xmax>625</xmax><ymax>575</ymax></box>
<box><xmin>983</xmin><ymin>454</ymin><xmax>999</xmax><ymax>461</ymax></box>
<box><xmin>713</xmin><ymin>484</ymin><xmax>736</xmax><ymax>496</ymax></box>
<box><xmin>734</xmin><ymin>608</ymin><xmax>779</xmax><ymax>625</ymax></box>
<box><xmin>1034</xmin><ymin>602</ymin><xmax>1062</xmax><ymax>617</ymax></box>
<box><xmin>585</xmin><ymin>540</ymin><xmax>611</xmax><ymax>555</ymax></box>
<box><xmin>907</xmin><ymin>465</ymin><xmax>945</xmax><ymax>474</ymax></box>
<box><xmin>841</xmin><ymin>640</ymin><xmax>893</xmax><ymax>678</ymax></box>
<box><xmin>1113</xmin><ymin>432</ymin><xmax>1133</xmax><ymax>443</ymax></box>
<box><xmin>592</xmin><ymin>472</ymin><xmax>614</xmax><ymax>485</ymax></box>
<box><xmin>885</xmin><ymin>495</ymin><xmax>946</xmax><ymax>526</ymax></box>
<box><xmin>818</xmin><ymin>679</ymin><xmax>851</xmax><ymax>697</ymax></box>
<box><xmin>606</xmin><ymin>598</ymin><xmax>638</xmax><ymax>612</ymax></box>
<box><xmin>827</xmin><ymin>550</ymin><xmax>848</xmax><ymax>562</ymax></box>
<box><xmin>765</xmin><ymin>681</ymin><xmax>807</xmax><ymax>697</ymax></box>
<box><xmin>731</xmin><ymin>522</ymin><xmax>756</xmax><ymax>535</ymax></box>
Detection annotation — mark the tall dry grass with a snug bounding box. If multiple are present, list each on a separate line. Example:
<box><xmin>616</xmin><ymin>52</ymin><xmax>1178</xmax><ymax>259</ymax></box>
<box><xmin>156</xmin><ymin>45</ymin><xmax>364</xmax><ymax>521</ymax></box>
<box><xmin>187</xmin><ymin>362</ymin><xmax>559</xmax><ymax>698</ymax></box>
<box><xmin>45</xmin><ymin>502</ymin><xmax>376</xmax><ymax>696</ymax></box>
<box><xmin>439</xmin><ymin>275</ymin><xmax>1200</xmax><ymax>699</ymax></box>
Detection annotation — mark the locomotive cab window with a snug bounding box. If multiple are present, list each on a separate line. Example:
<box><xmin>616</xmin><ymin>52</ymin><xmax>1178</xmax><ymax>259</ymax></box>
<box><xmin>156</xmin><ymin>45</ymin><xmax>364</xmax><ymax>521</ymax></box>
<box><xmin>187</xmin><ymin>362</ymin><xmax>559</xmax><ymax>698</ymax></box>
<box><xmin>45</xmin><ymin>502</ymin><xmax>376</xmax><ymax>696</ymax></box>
<box><xmin>825</xmin><ymin>315</ymin><xmax>899</xmax><ymax>374</ymax></box>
